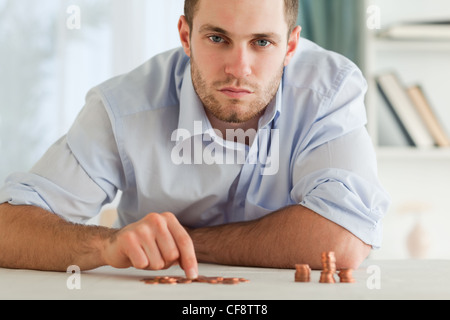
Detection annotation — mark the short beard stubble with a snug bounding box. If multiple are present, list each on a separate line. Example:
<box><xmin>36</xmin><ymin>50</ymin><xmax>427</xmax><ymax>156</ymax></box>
<box><xmin>190</xmin><ymin>56</ymin><xmax>284</xmax><ymax>124</ymax></box>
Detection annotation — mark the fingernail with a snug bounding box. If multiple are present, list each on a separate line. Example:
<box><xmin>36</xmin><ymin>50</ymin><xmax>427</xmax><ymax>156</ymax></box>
<box><xmin>187</xmin><ymin>268</ymin><xmax>198</xmax><ymax>280</ymax></box>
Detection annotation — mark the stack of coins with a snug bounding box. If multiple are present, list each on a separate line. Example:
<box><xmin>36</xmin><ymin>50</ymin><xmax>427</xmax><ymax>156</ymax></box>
<box><xmin>338</xmin><ymin>269</ymin><xmax>356</xmax><ymax>283</ymax></box>
<box><xmin>319</xmin><ymin>251</ymin><xmax>336</xmax><ymax>283</ymax></box>
<box><xmin>141</xmin><ymin>276</ymin><xmax>249</xmax><ymax>285</ymax></box>
<box><xmin>294</xmin><ymin>264</ymin><xmax>311</xmax><ymax>282</ymax></box>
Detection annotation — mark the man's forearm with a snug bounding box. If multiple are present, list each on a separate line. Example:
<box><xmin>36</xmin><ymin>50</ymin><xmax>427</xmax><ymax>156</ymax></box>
<box><xmin>0</xmin><ymin>203</ymin><xmax>113</xmax><ymax>271</ymax></box>
<box><xmin>188</xmin><ymin>205</ymin><xmax>370</xmax><ymax>270</ymax></box>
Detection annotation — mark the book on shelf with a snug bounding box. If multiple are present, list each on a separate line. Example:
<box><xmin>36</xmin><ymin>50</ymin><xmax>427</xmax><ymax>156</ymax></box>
<box><xmin>378</xmin><ymin>20</ymin><xmax>450</xmax><ymax>40</ymax></box>
<box><xmin>407</xmin><ymin>85</ymin><xmax>450</xmax><ymax>148</ymax></box>
<box><xmin>376</xmin><ymin>72</ymin><xmax>436</xmax><ymax>148</ymax></box>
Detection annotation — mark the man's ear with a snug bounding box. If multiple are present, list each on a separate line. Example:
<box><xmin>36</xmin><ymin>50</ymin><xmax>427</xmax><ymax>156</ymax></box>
<box><xmin>178</xmin><ymin>15</ymin><xmax>191</xmax><ymax>57</ymax></box>
<box><xmin>284</xmin><ymin>26</ymin><xmax>302</xmax><ymax>67</ymax></box>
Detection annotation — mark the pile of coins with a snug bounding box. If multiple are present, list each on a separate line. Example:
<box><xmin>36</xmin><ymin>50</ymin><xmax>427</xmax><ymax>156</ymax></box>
<box><xmin>141</xmin><ymin>275</ymin><xmax>250</xmax><ymax>285</ymax></box>
<box><xmin>292</xmin><ymin>252</ymin><xmax>355</xmax><ymax>284</ymax></box>
<box><xmin>294</xmin><ymin>264</ymin><xmax>311</xmax><ymax>283</ymax></box>
<box><xmin>319</xmin><ymin>251</ymin><xmax>337</xmax><ymax>283</ymax></box>
<box><xmin>338</xmin><ymin>269</ymin><xmax>356</xmax><ymax>283</ymax></box>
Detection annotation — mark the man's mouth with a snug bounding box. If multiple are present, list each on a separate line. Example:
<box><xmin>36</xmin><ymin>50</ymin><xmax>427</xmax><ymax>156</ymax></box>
<box><xmin>218</xmin><ymin>87</ymin><xmax>253</xmax><ymax>99</ymax></box>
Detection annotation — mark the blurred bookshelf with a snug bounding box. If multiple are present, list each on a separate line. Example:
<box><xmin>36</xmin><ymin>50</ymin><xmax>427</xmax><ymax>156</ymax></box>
<box><xmin>363</xmin><ymin>0</ymin><xmax>450</xmax><ymax>260</ymax></box>
<box><xmin>364</xmin><ymin>0</ymin><xmax>450</xmax><ymax>160</ymax></box>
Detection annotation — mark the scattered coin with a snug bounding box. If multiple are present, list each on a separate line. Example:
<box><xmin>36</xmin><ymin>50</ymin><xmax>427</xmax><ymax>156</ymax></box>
<box><xmin>141</xmin><ymin>275</ymin><xmax>250</xmax><ymax>285</ymax></box>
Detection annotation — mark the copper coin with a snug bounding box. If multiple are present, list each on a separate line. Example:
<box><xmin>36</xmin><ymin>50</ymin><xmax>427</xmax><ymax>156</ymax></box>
<box><xmin>177</xmin><ymin>278</ymin><xmax>193</xmax><ymax>284</ymax></box>
<box><xmin>142</xmin><ymin>275</ymin><xmax>249</xmax><ymax>285</ymax></box>
<box><xmin>319</xmin><ymin>272</ymin><xmax>336</xmax><ymax>283</ymax></box>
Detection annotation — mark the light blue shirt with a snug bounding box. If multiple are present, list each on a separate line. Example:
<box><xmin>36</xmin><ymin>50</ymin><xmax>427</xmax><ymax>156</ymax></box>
<box><xmin>0</xmin><ymin>38</ymin><xmax>390</xmax><ymax>248</ymax></box>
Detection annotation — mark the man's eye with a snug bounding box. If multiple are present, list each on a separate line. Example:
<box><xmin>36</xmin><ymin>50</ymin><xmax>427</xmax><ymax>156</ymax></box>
<box><xmin>209</xmin><ymin>36</ymin><xmax>224</xmax><ymax>43</ymax></box>
<box><xmin>255</xmin><ymin>39</ymin><xmax>271</xmax><ymax>47</ymax></box>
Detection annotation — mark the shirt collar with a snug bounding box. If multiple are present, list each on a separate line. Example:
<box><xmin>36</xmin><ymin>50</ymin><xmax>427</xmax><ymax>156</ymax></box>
<box><xmin>176</xmin><ymin>63</ymin><xmax>283</xmax><ymax>144</ymax></box>
<box><xmin>258</xmin><ymin>78</ymin><xmax>283</xmax><ymax>129</ymax></box>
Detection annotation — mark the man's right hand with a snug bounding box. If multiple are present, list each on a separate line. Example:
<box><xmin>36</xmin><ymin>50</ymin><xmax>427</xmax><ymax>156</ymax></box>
<box><xmin>101</xmin><ymin>212</ymin><xmax>198</xmax><ymax>279</ymax></box>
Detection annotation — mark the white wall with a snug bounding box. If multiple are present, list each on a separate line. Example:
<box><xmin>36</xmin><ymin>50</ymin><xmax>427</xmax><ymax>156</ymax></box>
<box><xmin>373</xmin><ymin>155</ymin><xmax>450</xmax><ymax>260</ymax></box>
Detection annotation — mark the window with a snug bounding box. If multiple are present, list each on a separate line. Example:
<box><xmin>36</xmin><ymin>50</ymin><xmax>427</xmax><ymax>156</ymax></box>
<box><xmin>0</xmin><ymin>0</ymin><xmax>184</xmax><ymax>182</ymax></box>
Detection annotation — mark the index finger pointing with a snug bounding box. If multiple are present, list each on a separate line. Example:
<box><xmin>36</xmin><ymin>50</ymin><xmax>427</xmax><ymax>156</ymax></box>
<box><xmin>163</xmin><ymin>213</ymin><xmax>198</xmax><ymax>279</ymax></box>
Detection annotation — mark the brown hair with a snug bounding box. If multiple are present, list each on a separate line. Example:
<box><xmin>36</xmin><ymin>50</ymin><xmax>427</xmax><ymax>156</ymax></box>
<box><xmin>184</xmin><ymin>0</ymin><xmax>299</xmax><ymax>35</ymax></box>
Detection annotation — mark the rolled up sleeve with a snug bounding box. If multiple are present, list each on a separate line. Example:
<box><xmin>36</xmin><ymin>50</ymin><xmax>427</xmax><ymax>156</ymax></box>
<box><xmin>291</xmin><ymin>128</ymin><xmax>391</xmax><ymax>248</ymax></box>
<box><xmin>0</xmin><ymin>89</ymin><xmax>124</xmax><ymax>223</ymax></box>
<box><xmin>291</xmin><ymin>165</ymin><xmax>390</xmax><ymax>249</ymax></box>
<box><xmin>290</xmin><ymin>67</ymin><xmax>391</xmax><ymax>249</ymax></box>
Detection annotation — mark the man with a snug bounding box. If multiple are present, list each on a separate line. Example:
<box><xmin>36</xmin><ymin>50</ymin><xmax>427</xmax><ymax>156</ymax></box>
<box><xmin>0</xmin><ymin>0</ymin><xmax>390</xmax><ymax>280</ymax></box>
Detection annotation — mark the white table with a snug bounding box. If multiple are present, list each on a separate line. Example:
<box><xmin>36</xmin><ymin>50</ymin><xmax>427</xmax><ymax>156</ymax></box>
<box><xmin>1</xmin><ymin>260</ymin><xmax>449</xmax><ymax>300</ymax></box>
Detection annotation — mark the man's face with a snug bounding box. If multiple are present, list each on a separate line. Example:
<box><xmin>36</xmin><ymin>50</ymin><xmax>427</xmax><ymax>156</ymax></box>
<box><xmin>181</xmin><ymin>0</ymin><xmax>299</xmax><ymax>124</ymax></box>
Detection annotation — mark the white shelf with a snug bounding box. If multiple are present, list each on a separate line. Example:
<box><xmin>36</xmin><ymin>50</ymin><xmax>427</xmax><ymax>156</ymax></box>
<box><xmin>373</xmin><ymin>37</ymin><xmax>450</xmax><ymax>52</ymax></box>
<box><xmin>375</xmin><ymin>146</ymin><xmax>450</xmax><ymax>160</ymax></box>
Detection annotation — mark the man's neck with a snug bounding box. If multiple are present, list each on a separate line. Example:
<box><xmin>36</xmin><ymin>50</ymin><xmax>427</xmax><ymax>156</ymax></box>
<box><xmin>205</xmin><ymin>109</ymin><xmax>262</xmax><ymax>146</ymax></box>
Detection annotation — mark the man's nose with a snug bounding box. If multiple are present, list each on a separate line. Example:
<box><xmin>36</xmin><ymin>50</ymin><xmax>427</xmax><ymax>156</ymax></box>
<box><xmin>224</xmin><ymin>45</ymin><xmax>252</xmax><ymax>79</ymax></box>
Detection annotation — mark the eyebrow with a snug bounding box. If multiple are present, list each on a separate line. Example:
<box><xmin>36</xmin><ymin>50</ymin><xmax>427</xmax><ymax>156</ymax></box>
<box><xmin>198</xmin><ymin>24</ymin><xmax>282</xmax><ymax>42</ymax></box>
